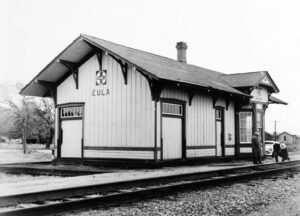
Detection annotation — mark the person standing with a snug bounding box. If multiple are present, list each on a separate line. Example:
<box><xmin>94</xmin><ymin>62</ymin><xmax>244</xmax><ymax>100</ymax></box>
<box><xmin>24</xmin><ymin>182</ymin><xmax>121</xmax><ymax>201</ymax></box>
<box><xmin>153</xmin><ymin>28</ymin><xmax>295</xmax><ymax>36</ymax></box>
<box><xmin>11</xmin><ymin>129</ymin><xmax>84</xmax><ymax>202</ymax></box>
<box><xmin>251</xmin><ymin>131</ymin><xmax>262</xmax><ymax>164</ymax></box>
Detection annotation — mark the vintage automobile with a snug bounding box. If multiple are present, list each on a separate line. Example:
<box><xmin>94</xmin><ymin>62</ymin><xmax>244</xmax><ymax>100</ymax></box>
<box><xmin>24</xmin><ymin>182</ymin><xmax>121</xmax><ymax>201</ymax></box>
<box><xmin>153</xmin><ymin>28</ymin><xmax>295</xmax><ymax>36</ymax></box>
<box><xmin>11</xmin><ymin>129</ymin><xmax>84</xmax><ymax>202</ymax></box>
<box><xmin>265</xmin><ymin>140</ymin><xmax>280</xmax><ymax>156</ymax></box>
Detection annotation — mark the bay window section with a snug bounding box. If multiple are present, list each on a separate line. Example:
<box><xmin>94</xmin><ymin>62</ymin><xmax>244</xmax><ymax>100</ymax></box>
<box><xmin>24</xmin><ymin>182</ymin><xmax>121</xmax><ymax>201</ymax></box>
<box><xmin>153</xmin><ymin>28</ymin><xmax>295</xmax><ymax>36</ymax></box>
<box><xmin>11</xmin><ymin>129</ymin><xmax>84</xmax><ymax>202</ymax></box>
<box><xmin>239</xmin><ymin>112</ymin><xmax>252</xmax><ymax>143</ymax></box>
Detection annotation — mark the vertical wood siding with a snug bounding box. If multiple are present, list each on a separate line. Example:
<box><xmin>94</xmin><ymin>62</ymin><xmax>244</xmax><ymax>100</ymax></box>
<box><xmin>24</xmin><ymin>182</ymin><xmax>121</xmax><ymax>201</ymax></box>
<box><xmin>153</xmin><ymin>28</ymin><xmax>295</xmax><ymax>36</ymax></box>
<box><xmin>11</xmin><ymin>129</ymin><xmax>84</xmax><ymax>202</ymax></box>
<box><xmin>57</xmin><ymin>54</ymin><xmax>155</xmax><ymax>159</ymax></box>
<box><xmin>160</xmin><ymin>87</ymin><xmax>236</xmax><ymax>158</ymax></box>
<box><xmin>187</xmin><ymin>93</ymin><xmax>215</xmax><ymax>148</ymax></box>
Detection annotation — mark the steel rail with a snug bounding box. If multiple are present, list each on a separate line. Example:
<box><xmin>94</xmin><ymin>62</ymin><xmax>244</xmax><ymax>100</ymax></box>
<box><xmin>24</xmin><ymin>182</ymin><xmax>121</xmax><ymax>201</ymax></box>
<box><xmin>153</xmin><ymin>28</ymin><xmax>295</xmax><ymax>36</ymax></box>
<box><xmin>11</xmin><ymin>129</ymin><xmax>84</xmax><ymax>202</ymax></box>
<box><xmin>0</xmin><ymin>161</ymin><xmax>292</xmax><ymax>207</ymax></box>
<box><xmin>1</xmin><ymin>162</ymin><xmax>300</xmax><ymax>216</ymax></box>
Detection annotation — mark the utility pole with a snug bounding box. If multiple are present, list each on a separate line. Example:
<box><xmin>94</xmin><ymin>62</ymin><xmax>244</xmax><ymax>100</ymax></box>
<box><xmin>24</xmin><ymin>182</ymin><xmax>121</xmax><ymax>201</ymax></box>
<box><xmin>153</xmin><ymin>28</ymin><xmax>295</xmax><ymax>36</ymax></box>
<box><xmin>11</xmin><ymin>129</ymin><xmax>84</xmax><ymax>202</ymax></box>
<box><xmin>274</xmin><ymin>120</ymin><xmax>279</xmax><ymax>142</ymax></box>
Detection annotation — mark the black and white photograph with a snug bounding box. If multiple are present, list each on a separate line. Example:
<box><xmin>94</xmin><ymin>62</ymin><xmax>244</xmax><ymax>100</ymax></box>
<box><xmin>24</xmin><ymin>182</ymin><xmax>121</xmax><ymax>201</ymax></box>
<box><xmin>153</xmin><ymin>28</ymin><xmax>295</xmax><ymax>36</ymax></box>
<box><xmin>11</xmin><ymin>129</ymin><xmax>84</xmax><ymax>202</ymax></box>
<box><xmin>0</xmin><ymin>0</ymin><xmax>300</xmax><ymax>215</ymax></box>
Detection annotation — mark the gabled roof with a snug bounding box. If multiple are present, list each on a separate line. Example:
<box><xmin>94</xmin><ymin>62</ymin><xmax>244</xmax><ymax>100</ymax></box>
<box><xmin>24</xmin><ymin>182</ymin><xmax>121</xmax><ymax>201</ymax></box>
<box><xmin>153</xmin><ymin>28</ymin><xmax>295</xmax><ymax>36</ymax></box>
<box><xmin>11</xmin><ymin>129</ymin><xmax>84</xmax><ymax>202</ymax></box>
<box><xmin>221</xmin><ymin>71</ymin><xmax>279</xmax><ymax>93</ymax></box>
<box><xmin>20</xmin><ymin>34</ymin><xmax>249</xmax><ymax>98</ymax></box>
<box><xmin>278</xmin><ymin>131</ymin><xmax>297</xmax><ymax>137</ymax></box>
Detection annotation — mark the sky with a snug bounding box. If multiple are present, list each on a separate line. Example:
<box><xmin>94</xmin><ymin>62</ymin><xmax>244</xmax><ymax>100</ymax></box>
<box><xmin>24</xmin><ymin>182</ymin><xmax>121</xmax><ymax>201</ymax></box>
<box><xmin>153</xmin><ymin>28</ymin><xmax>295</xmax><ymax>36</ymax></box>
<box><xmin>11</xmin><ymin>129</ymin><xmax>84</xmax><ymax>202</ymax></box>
<box><xmin>0</xmin><ymin>0</ymin><xmax>299</xmax><ymax>134</ymax></box>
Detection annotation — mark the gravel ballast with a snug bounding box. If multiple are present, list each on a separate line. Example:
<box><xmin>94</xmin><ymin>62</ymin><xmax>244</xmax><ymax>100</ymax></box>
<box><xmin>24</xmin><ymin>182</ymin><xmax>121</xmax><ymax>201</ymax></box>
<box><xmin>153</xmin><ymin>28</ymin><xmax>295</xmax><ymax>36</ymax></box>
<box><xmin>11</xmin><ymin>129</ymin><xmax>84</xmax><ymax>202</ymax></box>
<box><xmin>67</xmin><ymin>171</ymin><xmax>300</xmax><ymax>216</ymax></box>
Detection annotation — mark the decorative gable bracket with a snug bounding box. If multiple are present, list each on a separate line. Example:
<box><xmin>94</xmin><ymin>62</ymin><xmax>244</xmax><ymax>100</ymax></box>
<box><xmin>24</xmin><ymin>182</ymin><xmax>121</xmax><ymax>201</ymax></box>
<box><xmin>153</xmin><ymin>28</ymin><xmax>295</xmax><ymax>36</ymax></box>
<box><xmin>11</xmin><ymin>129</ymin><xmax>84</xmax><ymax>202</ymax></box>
<box><xmin>188</xmin><ymin>90</ymin><xmax>195</xmax><ymax>106</ymax></box>
<box><xmin>146</xmin><ymin>77</ymin><xmax>162</xmax><ymax>101</ymax></box>
<box><xmin>109</xmin><ymin>55</ymin><xmax>128</xmax><ymax>85</ymax></box>
<box><xmin>58</xmin><ymin>59</ymin><xmax>79</xmax><ymax>89</ymax></box>
<box><xmin>118</xmin><ymin>60</ymin><xmax>128</xmax><ymax>85</ymax></box>
<box><xmin>96</xmin><ymin>51</ymin><xmax>103</xmax><ymax>70</ymax></box>
<box><xmin>225</xmin><ymin>97</ymin><xmax>231</xmax><ymax>110</ymax></box>
<box><xmin>212</xmin><ymin>94</ymin><xmax>218</xmax><ymax>109</ymax></box>
<box><xmin>35</xmin><ymin>80</ymin><xmax>57</xmax><ymax>105</ymax></box>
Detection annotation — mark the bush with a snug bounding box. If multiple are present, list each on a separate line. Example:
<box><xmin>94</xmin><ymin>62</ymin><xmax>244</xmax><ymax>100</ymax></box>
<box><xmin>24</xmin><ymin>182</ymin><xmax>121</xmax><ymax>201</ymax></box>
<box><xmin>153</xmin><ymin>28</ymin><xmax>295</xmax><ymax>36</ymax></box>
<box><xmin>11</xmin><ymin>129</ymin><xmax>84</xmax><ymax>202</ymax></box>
<box><xmin>26</xmin><ymin>138</ymin><xmax>37</xmax><ymax>144</ymax></box>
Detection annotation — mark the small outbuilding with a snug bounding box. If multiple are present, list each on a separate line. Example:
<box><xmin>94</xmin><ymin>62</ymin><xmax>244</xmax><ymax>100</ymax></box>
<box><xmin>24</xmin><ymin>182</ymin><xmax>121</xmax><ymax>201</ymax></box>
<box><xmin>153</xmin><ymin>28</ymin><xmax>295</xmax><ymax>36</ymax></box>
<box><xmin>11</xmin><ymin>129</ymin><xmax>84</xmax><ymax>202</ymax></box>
<box><xmin>278</xmin><ymin>132</ymin><xmax>298</xmax><ymax>145</ymax></box>
<box><xmin>20</xmin><ymin>34</ymin><xmax>287</xmax><ymax>165</ymax></box>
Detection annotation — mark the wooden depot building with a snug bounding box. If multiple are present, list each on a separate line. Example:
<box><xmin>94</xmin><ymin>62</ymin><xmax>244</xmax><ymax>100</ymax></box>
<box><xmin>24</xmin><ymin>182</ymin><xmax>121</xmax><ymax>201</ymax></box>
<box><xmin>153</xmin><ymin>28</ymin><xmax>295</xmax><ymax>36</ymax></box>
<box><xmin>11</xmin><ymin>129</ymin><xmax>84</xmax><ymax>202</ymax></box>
<box><xmin>20</xmin><ymin>34</ymin><xmax>287</xmax><ymax>165</ymax></box>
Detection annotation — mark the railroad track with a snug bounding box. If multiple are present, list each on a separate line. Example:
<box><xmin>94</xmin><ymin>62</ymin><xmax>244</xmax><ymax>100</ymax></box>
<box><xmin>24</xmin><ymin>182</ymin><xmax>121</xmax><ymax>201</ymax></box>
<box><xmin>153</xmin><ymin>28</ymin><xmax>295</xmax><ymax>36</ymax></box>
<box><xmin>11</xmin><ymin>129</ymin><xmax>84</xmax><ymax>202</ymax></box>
<box><xmin>1</xmin><ymin>161</ymin><xmax>300</xmax><ymax>216</ymax></box>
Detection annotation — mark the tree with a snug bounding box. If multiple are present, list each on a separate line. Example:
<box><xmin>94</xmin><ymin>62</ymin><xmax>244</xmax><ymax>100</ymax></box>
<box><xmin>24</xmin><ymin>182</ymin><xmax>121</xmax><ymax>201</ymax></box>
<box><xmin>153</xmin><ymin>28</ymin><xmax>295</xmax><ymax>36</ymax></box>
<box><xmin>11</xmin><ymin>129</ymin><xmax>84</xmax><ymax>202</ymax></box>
<box><xmin>0</xmin><ymin>82</ymin><xmax>55</xmax><ymax>151</ymax></box>
<box><xmin>3</xmin><ymin>96</ymin><xmax>34</xmax><ymax>153</ymax></box>
<box><xmin>33</xmin><ymin>98</ymin><xmax>55</xmax><ymax>148</ymax></box>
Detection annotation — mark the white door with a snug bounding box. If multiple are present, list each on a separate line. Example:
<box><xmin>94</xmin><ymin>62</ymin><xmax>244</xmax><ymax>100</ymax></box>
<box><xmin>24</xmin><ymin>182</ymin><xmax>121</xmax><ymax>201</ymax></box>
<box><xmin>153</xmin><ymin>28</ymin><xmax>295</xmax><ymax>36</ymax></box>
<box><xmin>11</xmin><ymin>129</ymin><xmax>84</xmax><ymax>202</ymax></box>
<box><xmin>216</xmin><ymin>121</ymin><xmax>222</xmax><ymax>156</ymax></box>
<box><xmin>162</xmin><ymin>117</ymin><xmax>182</xmax><ymax>159</ymax></box>
<box><xmin>61</xmin><ymin>120</ymin><xmax>82</xmax><ymax>158</ymax></box>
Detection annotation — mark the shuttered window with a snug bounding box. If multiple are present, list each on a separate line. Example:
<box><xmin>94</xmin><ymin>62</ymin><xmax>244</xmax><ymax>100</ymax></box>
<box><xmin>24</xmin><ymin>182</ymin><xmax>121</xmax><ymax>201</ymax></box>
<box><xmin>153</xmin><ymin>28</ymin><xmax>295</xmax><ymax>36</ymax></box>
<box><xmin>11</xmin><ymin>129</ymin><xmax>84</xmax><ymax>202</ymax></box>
<box><xmin>162</xmin><ymin>103</ymin><xmax>183</xmax><ymax>116</ymax></box>
<box><xmin>61</xmin><ymin>106</ymin><xmax>83</xmax><ymax>118</ymax></box>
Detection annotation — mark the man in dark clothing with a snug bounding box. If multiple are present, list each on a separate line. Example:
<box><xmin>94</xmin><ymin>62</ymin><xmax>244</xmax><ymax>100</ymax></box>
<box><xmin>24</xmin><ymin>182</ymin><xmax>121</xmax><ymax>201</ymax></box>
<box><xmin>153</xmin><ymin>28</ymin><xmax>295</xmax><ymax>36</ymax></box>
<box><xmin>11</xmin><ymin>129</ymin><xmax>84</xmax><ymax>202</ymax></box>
<box><xmin>272</xmin><ymin>142</ymin><xmax>281</xmax><ymax>162</ymax></box>
<box><xmin>251</xmin><ymin>132</ymin><xmax>262</xmax><ymax>164</ymax></box>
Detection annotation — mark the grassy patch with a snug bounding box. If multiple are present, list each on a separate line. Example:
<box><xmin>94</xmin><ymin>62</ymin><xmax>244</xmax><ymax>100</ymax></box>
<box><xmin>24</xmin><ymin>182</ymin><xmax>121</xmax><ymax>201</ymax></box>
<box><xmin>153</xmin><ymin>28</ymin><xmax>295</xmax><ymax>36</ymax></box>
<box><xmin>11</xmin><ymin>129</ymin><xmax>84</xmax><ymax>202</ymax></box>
<box><xmin>0</xmin><ymin>149</ymin><xmax>52</xmax><ymax>164</ymax></box>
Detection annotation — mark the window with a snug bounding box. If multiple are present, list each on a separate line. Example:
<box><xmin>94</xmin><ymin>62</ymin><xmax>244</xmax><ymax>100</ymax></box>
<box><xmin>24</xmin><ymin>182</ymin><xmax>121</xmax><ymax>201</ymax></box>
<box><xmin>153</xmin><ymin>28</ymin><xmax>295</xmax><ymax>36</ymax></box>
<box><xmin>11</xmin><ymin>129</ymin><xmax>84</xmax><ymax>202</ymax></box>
<box><xmin>216</xmin><ymin>110</ymin><xmax>222</xmax><ymax>120</ymax></box>
<box><xmin>162</xmin><ymin>103</ymin><xmax>183</xmax><ymax>116</ymax></box>
<box><xmin>284</xmin><ymin>136</ymin><xmax>287</xmax><ymax>141</ymax></box>
<box><xmin>239</xmin><ymin>112</ymin><xmax>252</xmax><ymax>143</ymax></box>
<box><xmin>61</xmin><ymin>106</ymin><xmax>83</xmax><ymax>118</ymax></box>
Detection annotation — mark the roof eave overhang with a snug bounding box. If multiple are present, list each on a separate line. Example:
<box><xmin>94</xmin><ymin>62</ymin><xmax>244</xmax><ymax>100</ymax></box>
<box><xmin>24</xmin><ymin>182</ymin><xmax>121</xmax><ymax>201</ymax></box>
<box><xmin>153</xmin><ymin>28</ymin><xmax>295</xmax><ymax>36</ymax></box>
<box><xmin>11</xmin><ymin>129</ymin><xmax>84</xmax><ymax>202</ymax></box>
<box><xmin>160</xmin><ymin>79</ymin><xmax>251</xmax><ymax>99</ymax></box>
<box><xmin>20</xmin><ymin>35</ymin><xmax>161</xmax><ymax>98</ymax></box>
<box><xmin>269</xmin><ymin>95</ymin><xmax>288</xmax><ymax>105</ymax></box>
<box><xmin>20</xmin><ymin>35</ymin><xmax>84</xmax><ymax>96</ymax></box>
<box><xmin>19</xmin><ymin>34</ymin><xmax>254</xmax><ymax>100</ymax></box>
<box><xmin>269</xmin><ymin>101</ymin><xmax>288</xmax><ymax>105</ymax></box>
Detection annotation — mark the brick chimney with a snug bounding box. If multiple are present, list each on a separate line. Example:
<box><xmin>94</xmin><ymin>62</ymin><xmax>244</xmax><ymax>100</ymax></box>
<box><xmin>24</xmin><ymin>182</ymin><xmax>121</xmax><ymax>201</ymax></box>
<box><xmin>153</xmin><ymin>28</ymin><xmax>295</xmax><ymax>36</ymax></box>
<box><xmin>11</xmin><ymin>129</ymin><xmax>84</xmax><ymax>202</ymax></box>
<box><xmin>176</xmin><ymin>42</ymin><xmax>188</xmax><ymax>63</ymax></box>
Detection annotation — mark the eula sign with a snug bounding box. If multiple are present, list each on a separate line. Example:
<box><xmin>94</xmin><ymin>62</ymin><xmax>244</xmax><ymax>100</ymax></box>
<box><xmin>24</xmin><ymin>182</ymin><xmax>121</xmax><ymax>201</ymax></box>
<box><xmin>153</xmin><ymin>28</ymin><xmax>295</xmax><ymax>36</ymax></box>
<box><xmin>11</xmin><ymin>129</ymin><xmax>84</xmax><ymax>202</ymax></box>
<box><xmin>92</xmin><ymin>88</ymin><xmax>110</xmax><ymax>96</ymax></box>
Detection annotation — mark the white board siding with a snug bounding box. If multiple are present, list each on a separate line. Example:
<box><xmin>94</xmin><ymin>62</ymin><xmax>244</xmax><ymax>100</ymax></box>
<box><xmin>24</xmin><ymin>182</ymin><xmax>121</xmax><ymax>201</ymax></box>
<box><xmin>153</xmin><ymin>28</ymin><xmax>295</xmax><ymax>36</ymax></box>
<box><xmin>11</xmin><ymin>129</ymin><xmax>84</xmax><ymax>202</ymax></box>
<box><xmin>187</xmin><ymin>93</ymin><xmax>215</xmax><ymax>148</ymax></box>
<box><xmin>187</xmin><ymin>149</ymin><xmax>216</xmax><ymax>158</ymax></box>
<box><xmin>85</xmin><ymin>150</ymin><xmax>154</xmax><ymax>160</ymax></box>
<box><xmin>225</xmin><ymin>147</ymin><xmax>235</xmax><ymax>156</ymax></box>
<box><xmin>57</xmin><ymin>54</ymin><xmax>155</xmax><ymax>158</ymax></box>
<box><xmin>160</xmin><ymin>87</ymin><xmax>189</xmax><ymax>101</ymax></box>
<box><xmin>240</xmin><ymin>147</ymin><xmax>252</xmax><ymax>153</ymax></box>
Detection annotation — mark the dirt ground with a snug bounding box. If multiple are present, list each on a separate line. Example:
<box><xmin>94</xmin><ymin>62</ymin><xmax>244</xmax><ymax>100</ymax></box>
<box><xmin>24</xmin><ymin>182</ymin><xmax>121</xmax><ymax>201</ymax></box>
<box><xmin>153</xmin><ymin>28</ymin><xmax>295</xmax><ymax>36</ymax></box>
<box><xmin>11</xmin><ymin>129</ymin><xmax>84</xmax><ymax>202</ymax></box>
<box><xmin>65</xmin><ymin>172</ymin><xmax>300</xmax><ymax>216</ymax></box>
<box><xmin>248</xmin><ymin>192</ymin><xmax>300</xmax><ymax>216</ymax></box>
